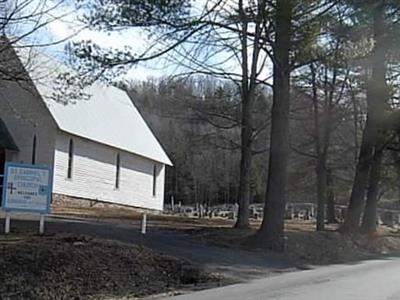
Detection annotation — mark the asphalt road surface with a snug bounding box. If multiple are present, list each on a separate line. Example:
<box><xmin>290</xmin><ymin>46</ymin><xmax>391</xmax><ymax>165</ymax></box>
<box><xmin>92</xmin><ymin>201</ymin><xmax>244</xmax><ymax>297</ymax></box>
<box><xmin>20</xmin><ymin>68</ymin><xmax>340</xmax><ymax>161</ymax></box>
<box><xmin>172</xmin><ymin>256</ymin><xmax>400</xmax><ymax>300</ymax></box>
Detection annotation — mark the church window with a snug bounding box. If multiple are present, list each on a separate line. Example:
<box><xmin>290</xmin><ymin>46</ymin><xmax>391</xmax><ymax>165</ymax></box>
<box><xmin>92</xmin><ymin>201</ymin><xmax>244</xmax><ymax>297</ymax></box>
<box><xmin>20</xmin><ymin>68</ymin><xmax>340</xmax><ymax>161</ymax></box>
<box><xmin>31</xmin><ymin>135</ymin><xmax>37</xmax><ymax>165</ymax></box>
<box><xmin>67</xmin><ymin>139</ymin><xmax>74</xmax><ymax>179</ymax></box>
<box><xmin>115</xmin><ymin>153</ymin><xmax>120</xmax><ymax>189</ymax></box>
<box><xmin>152</xmin><ymin>164</ymin><xmax>157</xmax><ymax>196</ymax></box>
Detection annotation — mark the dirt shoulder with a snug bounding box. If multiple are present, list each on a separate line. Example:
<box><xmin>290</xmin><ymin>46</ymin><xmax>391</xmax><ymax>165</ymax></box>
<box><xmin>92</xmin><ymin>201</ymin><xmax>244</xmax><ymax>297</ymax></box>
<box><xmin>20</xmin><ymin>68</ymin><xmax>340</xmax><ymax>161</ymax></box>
<box><xmin>5</xmin><ymin>206</ymin><xmax>399</xmax><ymax>299</ymax></box>
<box><xmin>185</xmin><ymin>221</ymin><xmax>400</xmax><ymax>267</ymax></box>
<box><xmin>0</xmin><ymin>233</ymin><xmax>223</xmax><ymax>300</ymax></box>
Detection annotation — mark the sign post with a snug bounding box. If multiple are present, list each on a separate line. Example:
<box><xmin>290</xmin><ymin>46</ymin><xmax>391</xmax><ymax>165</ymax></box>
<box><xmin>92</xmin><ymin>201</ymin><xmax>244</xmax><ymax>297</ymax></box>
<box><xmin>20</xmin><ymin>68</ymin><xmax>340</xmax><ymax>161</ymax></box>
<box><xmin>2</xmin><ymin>162</ymin><xmax>53</xmax><ymax>234</ymax></box>
<box><xmin>5</xmin><ymin>212</ymin><xmax>10</xmax><ymax>234</ymax></box>
<box><xmin>39</xmin><ymin>214</ymin><xmax>45</xmax><ymax>235</ymax></box>
<box><xmin>141</xmin><ymin>213</ymin><xmax>147</xmax><ymax>235</ymax></box>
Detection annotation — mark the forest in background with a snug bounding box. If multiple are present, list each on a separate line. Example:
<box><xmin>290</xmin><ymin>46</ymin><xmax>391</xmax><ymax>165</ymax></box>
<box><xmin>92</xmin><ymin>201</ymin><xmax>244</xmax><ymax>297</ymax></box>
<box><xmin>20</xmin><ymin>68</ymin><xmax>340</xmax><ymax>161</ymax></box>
<box><xmin>123</xmin><ymin>77</ymin><xmax>400</xmax><ymax>209</ymax></box>
<box><xmin>7</xmin><ymin>0</ymin><xmax>400</xmax><ymax>249</ymax></box>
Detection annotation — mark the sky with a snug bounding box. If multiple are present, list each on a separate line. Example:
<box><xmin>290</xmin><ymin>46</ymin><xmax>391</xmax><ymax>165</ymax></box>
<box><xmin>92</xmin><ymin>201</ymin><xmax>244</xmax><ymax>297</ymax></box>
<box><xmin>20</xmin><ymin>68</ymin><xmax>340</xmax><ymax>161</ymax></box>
<box><xmin>13</xmin><ymin>0</ymin><xmax>169</xmax><ymax>81</ymax></box>
<box><xmin>13</xmin><ymin>0</ymin><xmax>272</xmax><ymax>84</ymax></box>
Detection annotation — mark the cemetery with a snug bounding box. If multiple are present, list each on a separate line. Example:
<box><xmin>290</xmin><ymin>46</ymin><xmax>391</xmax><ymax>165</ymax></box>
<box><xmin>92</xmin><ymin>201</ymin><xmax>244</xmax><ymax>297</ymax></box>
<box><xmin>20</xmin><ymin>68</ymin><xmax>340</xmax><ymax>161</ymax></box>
<box><xmin>164</xmin><ymin>201</ymin><xmax>400</xmax><ymax>229</ymax></box>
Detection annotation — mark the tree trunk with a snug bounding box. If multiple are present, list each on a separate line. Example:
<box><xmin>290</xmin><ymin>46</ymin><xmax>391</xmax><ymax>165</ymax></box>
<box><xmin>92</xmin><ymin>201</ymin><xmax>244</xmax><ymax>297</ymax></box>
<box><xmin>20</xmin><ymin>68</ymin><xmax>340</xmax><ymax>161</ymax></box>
<box><xmin>310</xmin><ymin>63</ymin><xmax>331</xmax><ymax>232</ymax></box>
<box><xmin>257</xmin><ymin>0</ymin><xmax>292</xmax><ymax>251</ymax></box>
<box><xmin>310</xmin><ymin>62</ymin><xmax>335</xmax><ymax>231</ymax></box>
<box><xmin>361</xmin><ymin>144</ymin><xmax>383</xmax><ymax>234</ymax></box>
<box><xmin>341</xmin><ymin>3</ymin><xmax>386</xmax><ymax>233</ymax></box>
<box><xmin>235</xmin><ymin>0</ymin><xmax>265</xmax><ymax>229</ymax></box>
<box><xmin>316</xmin><ymin>157</ymin><xmax>327</xmax><ymax>230</ymax></box>
<box><xmin>234</xmin><ymin>0</ymin><xmax>251</xmax><ymax>229</ymax></box>
<box><xmin>326</xmin><ymin>170</ymin><xmax>338</xmax><ymax>224</ymax></box>
<box><xmin>350</xmin><ymin>89</ymin><xmax>359</xmax><ymax>163</ymax></box>
<box><xmin>235</xmin><ymin>95</ymin><xmax>253</xmax><ymax>228</ymax></box>
<box><xmin>393</xmin><ymin>150</ymin><xmax>400</xmax><ymax>204</ymax></box>
<box><xmin>341</xmin><ymin>118</ymin><xmax>376</xmax><ymax>232</ymax></box>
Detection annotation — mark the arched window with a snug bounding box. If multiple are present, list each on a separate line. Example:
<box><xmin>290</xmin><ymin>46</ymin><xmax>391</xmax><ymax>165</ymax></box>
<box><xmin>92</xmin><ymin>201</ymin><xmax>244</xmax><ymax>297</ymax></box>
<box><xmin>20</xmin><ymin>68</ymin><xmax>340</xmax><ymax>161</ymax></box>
<box><xmin>31</xmin><ymin>134</ymin><xmax>37</xmax><ymax>165</ymax></box>
<box><xmin>152</xmin><ymin>164</ymin><xmax>157</xmax><ymax>196</ymax></box>
<box><xmin>67</xmin><ymin>139</ymin><xmax>74</xmax><ymax>179</ymax></box>
<box><xmin>115</xmin><ymin>153</ymin><xmax>120</xmax><ymax>189</ymax></box>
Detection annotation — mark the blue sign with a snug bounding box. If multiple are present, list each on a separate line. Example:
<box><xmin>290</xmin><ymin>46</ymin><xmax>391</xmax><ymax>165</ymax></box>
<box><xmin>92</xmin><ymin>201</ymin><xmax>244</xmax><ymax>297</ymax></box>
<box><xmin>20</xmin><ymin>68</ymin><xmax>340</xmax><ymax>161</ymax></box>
<box><xmin>2</xmin><ymin>162</ymin><xmax>53</xmax><ymax>214</ymax></box>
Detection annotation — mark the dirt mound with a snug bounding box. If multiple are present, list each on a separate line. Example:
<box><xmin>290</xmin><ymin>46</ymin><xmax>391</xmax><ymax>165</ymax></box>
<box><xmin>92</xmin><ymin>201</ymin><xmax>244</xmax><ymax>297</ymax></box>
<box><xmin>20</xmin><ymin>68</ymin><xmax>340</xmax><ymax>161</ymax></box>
<box><xmin>0</xmin><ymin>234</ymin><xmax>220</xmax><ymax>299</ymax></box>
<box><xmin>185</xmin><ymin>223</ymin><xmax>400</xmax><ymax>266</ymax></box>
<box><xmin>285</xmin><ymin>226</ymin><xmax>400</xmax><ymax>265</ymax></box>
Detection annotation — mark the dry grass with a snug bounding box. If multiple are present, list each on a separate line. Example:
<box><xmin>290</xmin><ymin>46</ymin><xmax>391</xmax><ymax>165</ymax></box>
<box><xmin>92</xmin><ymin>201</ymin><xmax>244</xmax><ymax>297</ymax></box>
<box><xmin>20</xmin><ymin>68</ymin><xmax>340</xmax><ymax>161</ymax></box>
<box><xmin>53</xmin><ymin>205</ymin><xmax>234</xmax><ymax>229</ymax></box>
<box><xmin>184</xmin><ymin>220</ymin><xmax>400</xmax><ymax>266</ymax></box>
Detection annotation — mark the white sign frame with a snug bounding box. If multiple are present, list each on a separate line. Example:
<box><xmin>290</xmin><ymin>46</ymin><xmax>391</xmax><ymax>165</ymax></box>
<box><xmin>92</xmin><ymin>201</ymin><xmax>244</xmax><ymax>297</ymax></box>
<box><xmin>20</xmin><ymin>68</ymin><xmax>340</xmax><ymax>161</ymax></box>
<box><xmin>2</xmin><ymin>162</ymin><xmax>53</xmax><ymax>214</ymax></box>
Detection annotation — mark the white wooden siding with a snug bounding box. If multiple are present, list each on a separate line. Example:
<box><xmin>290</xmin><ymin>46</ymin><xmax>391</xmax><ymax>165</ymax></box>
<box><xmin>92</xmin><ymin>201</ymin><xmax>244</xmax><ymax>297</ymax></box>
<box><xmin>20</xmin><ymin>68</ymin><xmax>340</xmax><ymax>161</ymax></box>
<box><xmin>53</xmin><ymin>132</ymin><xmax>165</xmax><ymax>210</ymax></box>
<box><xmin>0</xmin><ymin>80</ymin><xmax>57</xmax><ymax>167</ymax></box>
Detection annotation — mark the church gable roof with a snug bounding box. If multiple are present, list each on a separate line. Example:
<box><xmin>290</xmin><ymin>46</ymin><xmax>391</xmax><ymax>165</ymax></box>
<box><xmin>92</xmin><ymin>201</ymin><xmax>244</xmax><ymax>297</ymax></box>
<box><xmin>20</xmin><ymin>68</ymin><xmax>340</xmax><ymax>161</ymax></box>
<box><xmin>14</xmin><ymin>48</ymin><xmax>172</xmax><ymax>166</ymax></box>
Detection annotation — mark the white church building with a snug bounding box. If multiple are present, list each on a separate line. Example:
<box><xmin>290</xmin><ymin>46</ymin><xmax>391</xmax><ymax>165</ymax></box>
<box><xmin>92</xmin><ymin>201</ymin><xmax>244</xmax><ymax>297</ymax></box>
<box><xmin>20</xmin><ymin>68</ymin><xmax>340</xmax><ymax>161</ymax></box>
<box><xmin>0</xmin><ymin>44</ymin><xmax>172</xmax><ymax>211</ymax></box>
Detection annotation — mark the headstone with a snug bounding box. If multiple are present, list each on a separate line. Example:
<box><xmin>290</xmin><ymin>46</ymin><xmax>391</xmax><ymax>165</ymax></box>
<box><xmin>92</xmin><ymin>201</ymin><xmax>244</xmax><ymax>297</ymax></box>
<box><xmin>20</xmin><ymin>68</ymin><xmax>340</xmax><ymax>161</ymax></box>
<box><xmin>199</xmin><ymin>204</ymin><xmax>204</xmax><ymax>218</ymax></box>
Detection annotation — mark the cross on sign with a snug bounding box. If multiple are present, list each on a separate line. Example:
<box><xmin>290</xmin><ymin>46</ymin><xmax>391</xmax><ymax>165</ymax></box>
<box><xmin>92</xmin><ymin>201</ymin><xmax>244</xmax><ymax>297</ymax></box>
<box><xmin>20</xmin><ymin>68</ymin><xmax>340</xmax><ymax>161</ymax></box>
<box><xmin>7</xmin><ymin>182</ymin><xmax>16</xmax><ymax>194</ymax></box>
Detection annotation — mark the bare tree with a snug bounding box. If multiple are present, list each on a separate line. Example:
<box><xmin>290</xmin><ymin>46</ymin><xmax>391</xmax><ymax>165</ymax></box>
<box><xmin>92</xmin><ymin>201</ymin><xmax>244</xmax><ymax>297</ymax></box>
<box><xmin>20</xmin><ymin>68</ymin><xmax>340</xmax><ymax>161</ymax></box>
<box><xmin>256</xmin><ymin>0</ymin><xmax>340</xmax><ymax>249</ymax></box>
<box><xmin>68</xmin><ymin>0</ymin><xmax>273</xmax><ymax>229</ymax></box>
<box><xmin>0</xmin><ymin>0</ymin><xmax>77</xmax><ymax>81</ymax></box>
<box><xmin>342</xmin><ymin>1</ymin><xmax>389</xmax><ymax>233</ymax></box>
<box><xmin>257</xmin><ymin>0</ymin><xmax>292</xmax><ymax>251</ymax></box>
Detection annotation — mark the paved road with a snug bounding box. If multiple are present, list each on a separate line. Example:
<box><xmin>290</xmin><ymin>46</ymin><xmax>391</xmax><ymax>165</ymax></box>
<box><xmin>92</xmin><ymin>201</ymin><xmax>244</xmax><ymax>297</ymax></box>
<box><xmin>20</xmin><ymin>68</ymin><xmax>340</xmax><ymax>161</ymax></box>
<box><xmin>0</xmin><ymin>214</ymin><xmax>289</xmax><ymax>281</ymax></box>
<box><xmin>171</xmin><ymin>256</ymin><xmax>400</xmax><ymax>300</ymax></box>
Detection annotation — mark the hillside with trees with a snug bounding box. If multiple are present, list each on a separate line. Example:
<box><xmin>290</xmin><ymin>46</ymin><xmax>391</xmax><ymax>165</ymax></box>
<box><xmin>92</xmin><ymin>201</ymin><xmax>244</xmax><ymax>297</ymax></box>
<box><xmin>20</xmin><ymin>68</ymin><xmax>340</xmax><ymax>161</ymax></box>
<box><xmin>43</xmin><ymin>0</ymin><xmax>400</xmax><ymax>248</ymax></box>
